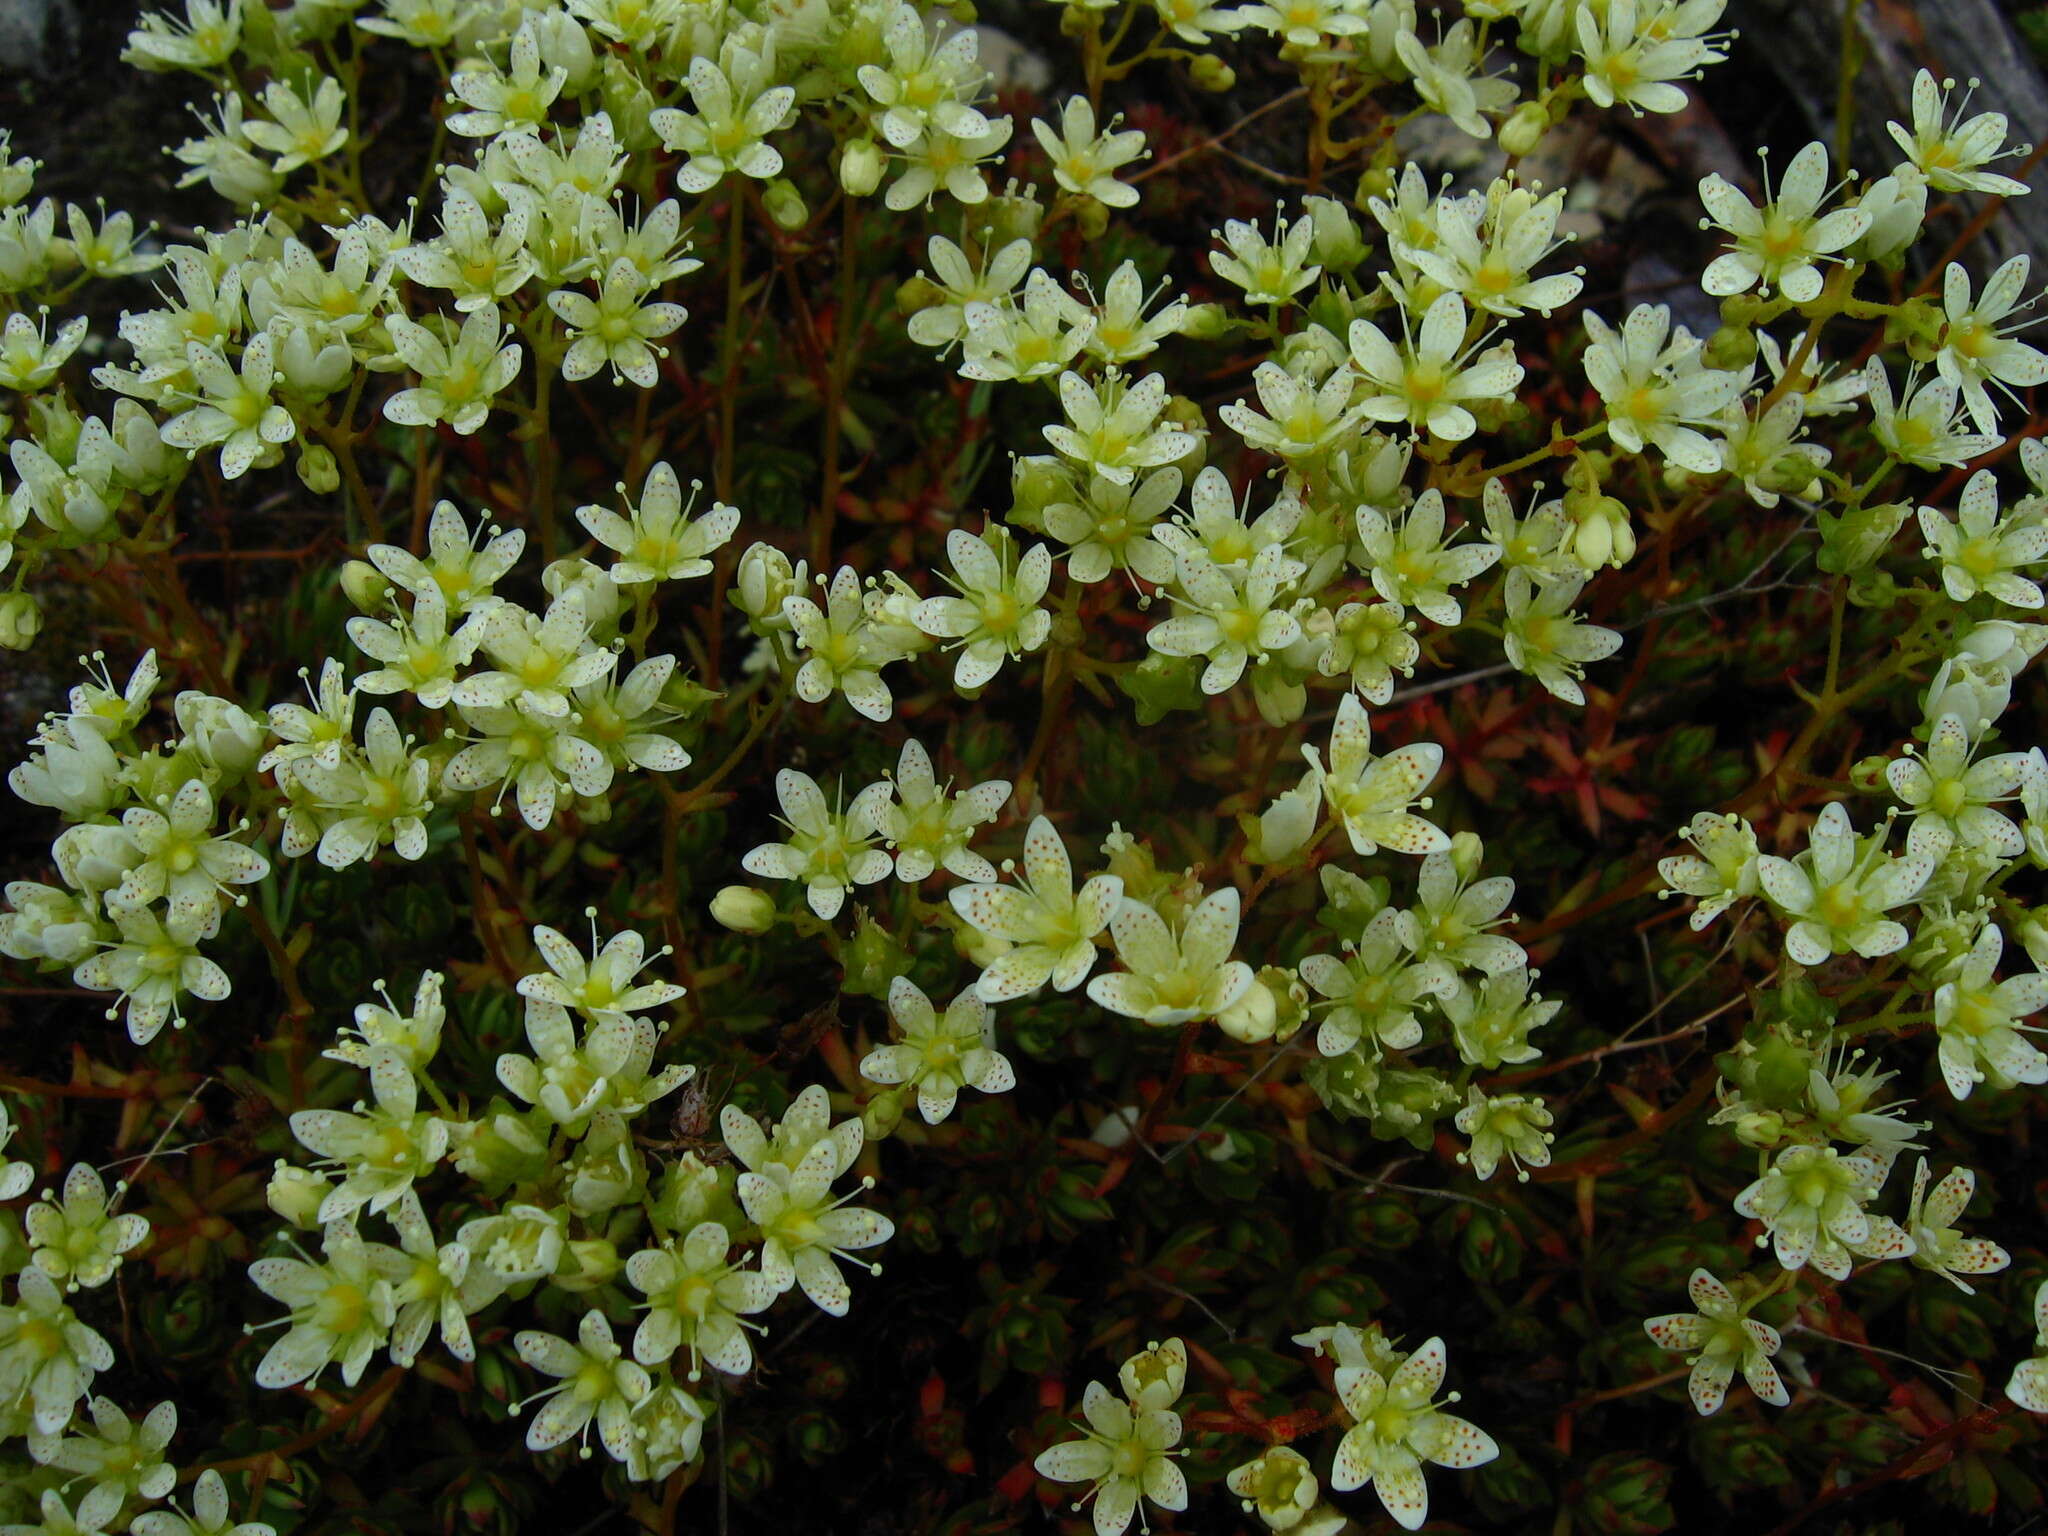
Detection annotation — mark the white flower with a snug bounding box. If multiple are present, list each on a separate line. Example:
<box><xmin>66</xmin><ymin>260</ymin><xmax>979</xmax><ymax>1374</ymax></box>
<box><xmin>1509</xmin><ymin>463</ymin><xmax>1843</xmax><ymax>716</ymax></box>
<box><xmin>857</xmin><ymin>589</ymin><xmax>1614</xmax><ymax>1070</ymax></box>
<box><xmin>445</xmin><ymin>23</ymin><xmax>567</xmax><ymax>138</ymax></box>
<box><xmin>1904</xmin><ymin>1158</ymin><xmax>2011</xmax><ymax>1292</ymax></box>
<box><xmin>289</xmin><ymin>1046</ymin><xmax>448</xmax><ymax>1223</ymax></box>
<box><xmin>1575</xmin><ymin>0</ymin><xmax>1720</xmax><ymax>116</ymax></box>
<box><xmin>1935</xmin><ymin>256</ymin><xmax>2048</xmax><ymax>433</ymax></box>
<box><xmin>1357</xmin><ymin>488</ymin><xmax>1500</xmax><ymax>627</ymax></box>
<box><xmin>1917</xmin><ymin>468</ymin><xmax>2048</xmax><ymax>609</ymax></box>
<box><xmin>740</xmin><ymin>768</ymin><xmax>892</xmax><ymax>920</ymax></box>
<box><xmin>1088</xmin><ymin>885</ymin><xmax>1255</xmax><ymax>1026</ymax></box>
<box><xmin>346</xmin><ymin>588</ymin><xmax>478</xmax><ymax>710</ymax></box>
<box><xmin>1643</xmin><ymin>1268</ymin><xmax>1791</xmax><ymax>1415</ymax></box>
<box><xmin>625</xmin><ymin>1222</ymin><xmax>777</xmax><ymax>1380</ymax></box>
<box><xmin>459</xmin><ymin>591</ymin><xmax>617</xmax><ymax>719</ymax></box>
<box><xmin>1043</xmin><ymin>370</ymin><xmax>1198</xmax><ymax>487</ymax></box>
<box><xmin>1697</xmin><ymin>142</ymin><xmax>1868</xmax><ymax>303</ymax></box>
<box><xmin>649</xmin><ymin>45</ymin><xmax>794</xmax><ymax>193</ymax></box>
<box><xmin>1732</xmin><ymin>1143</ymin><xmax>1901</xmax><ymax>1278</ymax></box>
<box><xmin>1454</xmin><ymin>1088</ymin><xmax>1555</xmax><ymax>1181</ymax></box>
<box><xmin>1582</xmin><ymin>304</ymin><xmax>1744</xmax><ymax>471</ymax></box>
<box><xmin>949</xmin><ymin>815</ymin><xmax>1124</xmax><ymax>1001</ymax></box>
<box><xmin>548</xmin><ymin>259</ymin><xmax>686</xmax><ymax>388</ymax></box>
<box><xmin>518</xmin><ymin>916</ymin><xmax>685</xmax><ymax>1027</ymax></box>
<box><xmin>383</xmin><ymin>304</ymin><xmax>524</xmax><ymax>438</ymax></box>
<box><xmin>246</xmin><ymin>1220</ymin><xmax>397</xmax><ymax>1390</ymax></box>
<box><xmin>1032</xmin><ymin>96</ymin><xmax>1147</xmax><ymax>210</ymax></box>
<box><xmin>72</xmin><ymin>901</ymin><xmax>231</xmax><ymax>1045</ymax></box>
<box><xmin>862</xmin><ymin>976</ymin><xmax>1015</xmax><ymax>1122</ymax></box>
<box><xmin>868</xmin><ymin>737</ymin><xmax>1011</xmax><ymax>882</ymax></box>
<box><xmin>1301</xmin><ymin>907</ymin><xmax>1452</xmax><ymax>1057</ymax></box>
<box><xmin>912</xmin><ymin>526</ymin><xmax>1053</xmax><ymax>690</ymax></box>
<box><xmin>2008</xmin><ymin>1283</ymin><xmax>2048</xmax><ymax>1412</ymax></box>
<box><xmin>1227</xmin><ymin>1446</ymin><xmax>1320</xmax><ymax>1531</ymax></box>
<box><xmin>1146</xmin><ymin>544</ymin><xmax>1306</xmax><ymax>695</ymax></box>
<box><xmin>784</xmin><ymin>566</ymin><xmax>898</xmax><ymax>721</ymax></box>
<box><xmin>1502</xmin><ymin>571</ymin><xmax>1621</xmax><ymax>705</ymax></box>
<box><xmin>1864</xmin><ymin>360</ymin><xmax>1999</xmax><ymax>471</ymax></box>
<box><xmin>1348</xmin><ymin>291</ymin><xmax>1523</xmax><ymax>442</ymax></box>
<box><xmin>1755</xmin><ymin>802</ymin><xmax>1931</xmax><ymax>966</ymax></box>
<box><xmin>1884</xmin><ymin>710</ymin><xmax>2029</xmax><ymax>859</ymax></box>
<box><xmin>291</xmin><ymin>708</ymin><xmax>436</xmax><ymax>868</ymax></box>
<box><xmin>1210</xmin><ymin>215</ymin><xmax>1320</xmax><ymax>306</ymax></box>
<box><xmin>1033</xmin><ymin>1361</ymin><xmax>1187</xmax><ymax>1536</ymax></box>
<box><xmin>25</xmin><ymin>1163</ymin><xmax>150</xmax><ymax>1290</ymax></box>
<box><xmin>1658</xmin><ymin>812</ymin><xmax>1761</xmax><ymax>930</ymax></box>
<box><xmin>160</xmin><ymin>335</ymin><xmax>295</xmax><ymax>481</ymax></box>
<box><xmin>1887</xmin><ymin>70</ymin><xmax>2035</xmax><ymax>196</ymax></box>
<box><xmin>1933</xmin><ymin>923</ymin><xmax>2048</xmax><ymax>1099</ymax></box>
<box><xmin>35</xmin><ymin>1396</ymin><xmax>177</xmax><ymax>1506</ymax></box>
<box><xmin>514</xmin><ymin>1309</ymin><xmax>649</xmax><ymax>1460</ymax></box>
<box><xmin>734</xmin><ymin>1126</ymin><xmax>892</xmax><ymax>1316</ymax></box>
<box><xmin>1402</xmin><ymin>180</ymin><xmax>1582</xmax><ymax>318</ymax></box>
<box><xmin>1328</xmin><ymin>1337</ymin><xmax>1498</xmax><ymax>1532</ymax></box>
<box><xmin>496</xmin><ymin>995</ymin><xmax>692</xmax><ymax>1130</ymax></box>
<box><xmin>1302</xmin><ymin>693</ymin><xmax>1448</xmax><ymax>856</ymax></box>
<box><xmin>107</xmin><ymin>776</ymin><xmax>269</xmax><ymax>924</ymax></box>
<box><xmin>368</xmin><ymin>499</ymin><xmax>524</xmax><ymax>616</ymax></box>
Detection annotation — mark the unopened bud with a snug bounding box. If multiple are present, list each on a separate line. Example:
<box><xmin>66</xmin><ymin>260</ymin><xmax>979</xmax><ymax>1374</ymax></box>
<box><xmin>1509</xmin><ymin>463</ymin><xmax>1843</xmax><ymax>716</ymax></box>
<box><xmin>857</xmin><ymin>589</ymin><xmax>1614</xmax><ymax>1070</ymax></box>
<box><xmin>1189</xmin><ymin>56</ymin><xmax>1236</xmax><ymax>92</ymax></box>
<box><xmin>1701</xmin><ymin>324</ymin><xmax>1757</xmax><ymax>372</ymax></box>
<box><xmin>711</xmin><ymin>885</ymin><xmax>775</xmax><ymax>934</ymax></box>
<box><xmin>1215</xmin><ymin>978</ymin><xmax>1278</xmax><ymax>1043</ymax></box>
<box><xmin>339</xmin><ymin>559</ymin><xmax>391</xmax><ymax>613</ymax></box>
<box><xmin>0</xmin><ymin>592</ymin><xmax>41</xmax><ymax>650</ymax></box>
<box><xmin>861</xmin><ymin>1087</ymin><xmax>905</xmax><ymax>1141</ymax></box>
<box><xmin>761</xmin><ymin>179</ymin><xmax>808</xmax><ymax>231</ymax></box>
<box><xmin>1498</xmin><ymin>101</ymin><xmax>1550</xmax><ymax>158</ymax></box>
<box><xmin>296</xmin><ymin>443</ymin><xmax>339</xmax><ymax>495</ymax></box>
<box><xmin>266</xmin><ymin>1163</ymin><xmax>331</xmax><ymax>1229</ymax></box>
<box><xmin>839</xmin><ymin>139</ymin><xmax>885</xmax><ymax>198</ymax></box>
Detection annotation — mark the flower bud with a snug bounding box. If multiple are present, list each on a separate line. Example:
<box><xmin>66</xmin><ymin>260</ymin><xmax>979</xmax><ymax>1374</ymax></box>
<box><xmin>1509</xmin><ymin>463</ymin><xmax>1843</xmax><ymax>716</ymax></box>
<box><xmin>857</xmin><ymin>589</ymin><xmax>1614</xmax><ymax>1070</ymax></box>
<box><xmin>1075</xmin><ymin>199</ymin><xmax>1110</xmax><ymax>240</ymax></box>
<box><xmin>731</xmin><ymin>541</ymin><xmax>801</xmax><ymax>633</ymax></box>
<box><xmin>711</xmin><ymin>885</ymin><xmax>776</xmax><ymax>934</ymax></box>
<box><xmin>1498</xmin><ymin>101</ymin><xmax>1551</xmax><ymax>158</ymax></box>
<box><xmin>338</xmin><ymin>558</ymin><xmax>390</xmax><ymax>613</ymax></box>
<box><xmin>1701</xmin><ymin>324</ymin><xmax>1757</xmax><ymax>372</ymax></box>
<box><xmin>839</xmin><ymin>140</ymin><xmax>885</xmax><ymax>198</ymax></box>
<box><xmin>266</xmin><ymin>1163</ymin><xmax>332</xmax><ymax>1230</ymax></box>
<box><xmin>841</xmin><ymin>911</ymin><xmax>910</xmax><ymax>999</ymax></box>
<box><xmin>761</xmin><ymin>178</ymin><xmax>808</xmax><ymax>231</ymax></box>
<box><xmin>1189</xmin><ymin>55</ymin><xmax>1236</xmax><ymax>92</ymax></box>
<box><xmin>1303</xmin><ymin>195</ymin><xmax>1366</xmax><ymax>272</ymax></box>
<box><xmin>175</xmin><ymin>690</ymin><xmax>267</xmax><ymax>780</ymax></box>
<box><xmin>1851</xmin><ymin>167</ymin><xmax>1926</xmax><ymax>266</ymax></box>
<box><xmin>296</xmin><ymin>443</ymin><xmax>339</xmax><ymax>495</ymax></box>
<box><xmin>1815</xmin><ymin>501</ymin><xmax>1908</xmax><ymax>575</ymax></box>
<box><xmin>551</xmin><ymin>1236</ymin><xmax>621</xmax><ymax>1293</ymax></box>
<box><xmin>861</xmin><ymin>1086</ymin><xmax>905</xmax><ymax>1141</ymax></box>
<box><xmin>0</xmin><ymin>591</ymin><xmax>42</xmax><ymax>650</ymax></box>
<box><xmin>1448</xmin><ymin>830</ymin><xmax>1485</xmax><ymax>882</ymax></box>
<box><xmin>1215</xmin><ymin>976</ymin><xmax>1278</xmax><ymax>1043</ymax></box>
<box><xmin>1175</xmin><ymin>301</ymin><xmax>1232</xmax><ymax>340</ymax></box>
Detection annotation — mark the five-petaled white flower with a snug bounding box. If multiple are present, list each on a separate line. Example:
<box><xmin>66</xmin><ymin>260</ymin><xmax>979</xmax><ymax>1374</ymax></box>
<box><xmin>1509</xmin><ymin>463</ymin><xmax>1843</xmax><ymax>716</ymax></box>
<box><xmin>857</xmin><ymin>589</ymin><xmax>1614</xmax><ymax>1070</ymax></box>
<box><xmin>949</xmin><ymin>815</ymin><xmax>1124</xmax><ymax>1001</ymax></box>
<box><xmin>1904</xmin><ymin>1158</ymin><xmax>2011</xmax><ymax>1293</ymax></box>
<box><xmin>1328</xmin><ymin>1337</ymin><xmax>1498</xmax><ymax>1532</ymax></box>
<box><xmin>1033</xmin><ymin>1347</ymin><xmax>1188</xmax><ymax>1536</ymax></box>
<box><xmin>862</xmin><ymin>975</ymin><xmax>1016</xmax><ymax>1122</ymax></box>
<box><xmin>514</xmin><ymin>1308</ymin><xmax>650</xmax><ymax>1460</ymax></box>
<box><xmin>1697</xmin><ymin>141</ymin><xmax>1868</xmax><ymax>304</ymax></box>
<box><xmin>1302</xmin><ymin>693</ymin><xmax>1448</xmax><ymax>856</ymax></box>
<box><xmin>1088</xmin><ymin>886</ymin><xmax>1255</xmax><ymax>1026</ymax></box>
<box><xmin>1643</xmin><ymin>1268</ymin><xmax>1791</xmax><ymax>1416</ymax></box>
<box><xmin>740</xmin><ymin>768</ymin><xmax>892</xmax><ymax>920</ymax></box>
